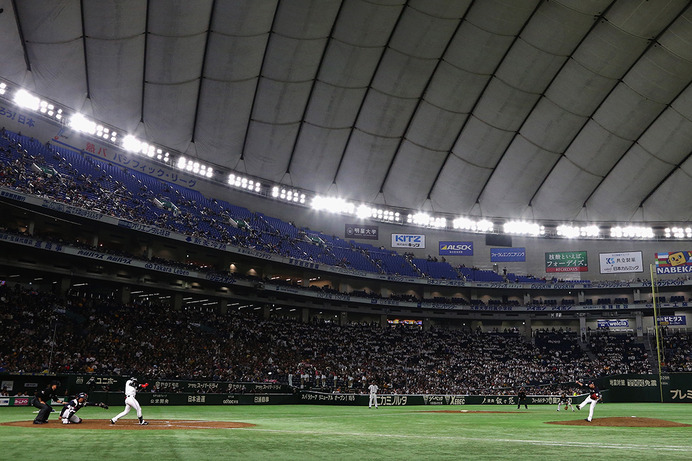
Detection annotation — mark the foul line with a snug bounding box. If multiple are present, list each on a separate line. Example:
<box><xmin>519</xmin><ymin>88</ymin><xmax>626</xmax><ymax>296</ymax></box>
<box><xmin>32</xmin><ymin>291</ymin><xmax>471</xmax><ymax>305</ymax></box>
<box><xmin>234</xmin><ymin>427</ymin><xmax>692</xmax><ymax>452</ymax></box>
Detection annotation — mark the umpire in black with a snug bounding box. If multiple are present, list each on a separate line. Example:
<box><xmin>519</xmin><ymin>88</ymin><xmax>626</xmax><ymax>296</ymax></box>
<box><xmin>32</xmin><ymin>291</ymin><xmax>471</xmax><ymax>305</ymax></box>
<box><xmin>33</xmin><ymin>380</ymin><xmax>64</xmax><ymax>424</ymax></box>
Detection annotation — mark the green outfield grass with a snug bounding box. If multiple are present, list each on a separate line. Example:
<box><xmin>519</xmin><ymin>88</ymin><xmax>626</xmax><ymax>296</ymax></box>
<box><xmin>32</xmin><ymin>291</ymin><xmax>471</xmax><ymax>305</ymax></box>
<box><xmin>1</xmin><ymin>403</ymin><xmax>690</xmax><ymax>460</ymax></box>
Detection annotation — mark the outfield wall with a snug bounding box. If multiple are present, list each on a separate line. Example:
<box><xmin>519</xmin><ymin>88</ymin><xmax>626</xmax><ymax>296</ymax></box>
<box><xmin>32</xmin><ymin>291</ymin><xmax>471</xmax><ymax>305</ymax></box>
<box><xmin>1</xmin><ymin>373</ymin><xmax>690</xmax><ymax>406</ymax></box>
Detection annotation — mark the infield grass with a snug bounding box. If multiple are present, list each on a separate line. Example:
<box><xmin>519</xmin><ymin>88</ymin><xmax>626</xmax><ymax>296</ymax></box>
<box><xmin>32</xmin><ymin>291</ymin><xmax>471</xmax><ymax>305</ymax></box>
<box><xmin>1</xmin><ymin>403</ymin><xmax>690</xmax><ymax>460</ymax></box>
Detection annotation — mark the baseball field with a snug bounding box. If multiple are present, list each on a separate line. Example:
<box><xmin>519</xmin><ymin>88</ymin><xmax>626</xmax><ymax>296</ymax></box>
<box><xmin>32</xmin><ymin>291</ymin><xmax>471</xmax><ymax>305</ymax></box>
<box><xmin>1</xmin><ymin>403</ymin><xmax>691</xmax><ymax>460</ymax></box>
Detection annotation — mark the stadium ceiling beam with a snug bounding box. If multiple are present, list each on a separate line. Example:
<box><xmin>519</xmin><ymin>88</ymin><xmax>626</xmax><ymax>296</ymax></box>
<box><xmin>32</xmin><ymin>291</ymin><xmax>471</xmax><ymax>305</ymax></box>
<box><xmin>190</xmin><ymin>0</ymin><xmax>216</xmax><ymax>143</ymax></box>
<box><xmin>329</xmin><ymin>1</ymin><xmax>408</xmax><ymax>186</ymax></box>
<box><xmin>238</xmin><ymin>2</ymin><xmax>280</xmax><ymax>162</ymax></box>
<box><xmin>378</xmin><ymin>4</ymin><xmax>470</xmax><ymax>197</ymax></box>
<box><xmin>526</xmin><ymin>0</ymin><xmax>618</xmax><ymax>207</ymax></box>
<box><xmin>284</xmin><ymin>2</ymin><xmax>345</xmax><ymax>180</ymax></box>
<box><xmin>10</xmin><ymin>0</ymin><xmax>31</xmax><ymax>71</ymax></box>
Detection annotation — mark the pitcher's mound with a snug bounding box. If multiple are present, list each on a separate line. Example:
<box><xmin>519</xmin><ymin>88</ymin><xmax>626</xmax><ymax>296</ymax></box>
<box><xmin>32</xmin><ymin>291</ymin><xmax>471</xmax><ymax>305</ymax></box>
<box><xmin>547</xmin><ymin>417</ymin><xmax>690</xmax><ymax>427</ymax></box>
<box><xmin>1</xmin><ymin>419</ymin><xmax>256</xmax><ymax>430</ymax></box>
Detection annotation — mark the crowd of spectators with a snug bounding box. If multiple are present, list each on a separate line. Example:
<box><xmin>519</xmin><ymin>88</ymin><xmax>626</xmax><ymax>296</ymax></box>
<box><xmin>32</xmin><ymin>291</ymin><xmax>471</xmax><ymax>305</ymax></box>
<box><xmin>587</xmin><ymin>332</ymin><xmax>652</xmax><ymax>375</ymax></box>
<box><xmin>4</xmin><ymin>127</ymin><xmax>686</xmax><ymax>291</ymax></box>
<box><xmin>662</xmin><ymin>329</ymin><xmax>692</xmax><ymax>372</ymax></box>
<box><xmin>1</xmin><ymin>285</ymin><xmax>673</xmax><ymax>396</ymax></box>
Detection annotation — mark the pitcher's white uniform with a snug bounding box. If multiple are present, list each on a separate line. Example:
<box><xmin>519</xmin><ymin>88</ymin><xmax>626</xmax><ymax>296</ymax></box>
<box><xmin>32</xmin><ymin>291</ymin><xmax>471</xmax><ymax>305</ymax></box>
<box><xmin>111</xmin><ymin>378</ymin><xmax>148</xmax><ymax>425</ymax></box>
<box><xmin>368</xmin><ymin>383</ymin><xmax>379</xmax><ymax>408</ymax></box>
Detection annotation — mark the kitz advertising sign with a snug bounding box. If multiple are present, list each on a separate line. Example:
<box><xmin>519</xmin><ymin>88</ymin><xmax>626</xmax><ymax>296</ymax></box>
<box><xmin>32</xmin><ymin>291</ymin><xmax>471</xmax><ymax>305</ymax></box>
<box><xmin>439</xmin><ymin>241</ymin><xmax>473</xmax><ymax>256</ymax></box>
<box><xmin>391</xmin><ymin>234</ymin><xmax>425</xmax><ymax>248</ymax></box>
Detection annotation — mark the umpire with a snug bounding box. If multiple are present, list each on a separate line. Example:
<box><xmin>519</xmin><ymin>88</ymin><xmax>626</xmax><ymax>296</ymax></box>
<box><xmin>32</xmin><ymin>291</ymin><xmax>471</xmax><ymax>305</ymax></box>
<box><xmin>33</xmin><ymin>380</ymin><xmax>64</xmax><ymax>424</ymax></box>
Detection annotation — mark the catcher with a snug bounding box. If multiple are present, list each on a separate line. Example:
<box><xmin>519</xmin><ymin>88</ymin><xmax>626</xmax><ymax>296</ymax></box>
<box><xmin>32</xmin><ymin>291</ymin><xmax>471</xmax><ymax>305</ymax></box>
<box><xmin>59</xmin><ymin>392</ymin><xmax>108</xmax><ymax>424</ymax></box>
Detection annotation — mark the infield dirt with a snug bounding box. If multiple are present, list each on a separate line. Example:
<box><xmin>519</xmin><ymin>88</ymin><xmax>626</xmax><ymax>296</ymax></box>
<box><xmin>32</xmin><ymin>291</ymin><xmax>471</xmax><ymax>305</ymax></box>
<box><xmin>0</xmin><ymin>419</ymin><xmax>256</xmax><ymax>430</ymax></box>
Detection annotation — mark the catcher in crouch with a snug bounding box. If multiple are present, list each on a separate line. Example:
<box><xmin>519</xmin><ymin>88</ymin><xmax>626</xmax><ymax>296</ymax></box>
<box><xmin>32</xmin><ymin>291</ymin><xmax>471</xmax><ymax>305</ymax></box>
<box><xmin>59</xmin><ymin>392</ymin><xmax>109</xmax><ymax>424</ymax></box>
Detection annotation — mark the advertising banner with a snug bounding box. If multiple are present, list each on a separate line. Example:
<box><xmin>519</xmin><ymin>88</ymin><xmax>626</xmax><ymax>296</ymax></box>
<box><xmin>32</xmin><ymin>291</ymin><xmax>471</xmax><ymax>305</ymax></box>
<box><xmin>345</xmin><ymin>224</ymin><xmax>379</xmax><ymax>240</ymax></box>
<box><xmin>392</xmin><ymin>234</ymin><xmax>425</xmax><ymax>248</ymax></box>
<box><xmin>599</xmin><ymin>251</ymin><xmax>643</xmax><ymax>274</ymax></box>
<box><xmin>597</xmin><ymin>319</ymin><xmax>630</xmax><ymax>329</ymax></box>
<box><xmin>545</xmin><ymin>251</ymin><xmax>587</xmax><ymax>273</ymax></box>
<box><xmin>490</xmin><ymin>247</ymin><xmax>525</xmax><ymax>262</ymax></box>
<box><xmin>655</xmin><ymin>251</ymin><xmax>692</xmax><ymax>275</ymax></box>
<box><xmin>657</xmin><ymin>315</ymin><xmax>686</xmax><ymax>326</ymax></box>
<box><xmin>439</xmin><ymin>241</ymin><xmax>473</xmax><ymax>256</ymax></box>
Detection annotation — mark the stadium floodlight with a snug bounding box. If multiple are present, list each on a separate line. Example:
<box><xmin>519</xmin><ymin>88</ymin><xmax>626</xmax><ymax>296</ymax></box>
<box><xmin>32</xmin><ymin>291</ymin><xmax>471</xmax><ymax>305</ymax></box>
<box><xmin>408</xmin><ymin>212</ymin><xmax>431</xmax><ymax>226</ymax></box>
<box><xmin>610</xmin><ymin>225</ymin><xmax>654</xmax><ymax>239</ymax></box>
<box><xmin>123</xmin><ymin>134</ymin><xmax>143</xmax><ymax>153</ymax></box>
<box><xmin>452</xmin><ymin>217</ymin><xmax>494</xmax><ymax>233</ymax></box>
<box><xmin>69</xmin><ymin>113</ymin><xmax>98</xmax><ymax>135</ymax></box>
<box><xmin>13</xmin><ymin>89</ymin><xmax>40</xmax><ymax>111</ymax></box>
<box><xmin>356</xmin><ymin>204</ymin><xmax>371</xmax><ymax>219</ymax></box>
<box><xmin>311</xmin><ymin>195</ymin><xmax>354</xmax><ymax>214</ymax></box>
<box><xmin>0</xmin><ymin>82</ymin><xmax>6</xmax><ymax>95</ymax></box>
<box><xmin>664</xmin><ymin>227</ymin><xmax>692</xmax><ymax>239</ymax></box>
<box><xmin>504</xmin><ymin>220</ymin><xmax>544</xmax><ymax>236</ymax></box>
<box><xmin>557</xmin><ymin>224</ymin><xmax>599</xmax><ymax>239</ymax></box>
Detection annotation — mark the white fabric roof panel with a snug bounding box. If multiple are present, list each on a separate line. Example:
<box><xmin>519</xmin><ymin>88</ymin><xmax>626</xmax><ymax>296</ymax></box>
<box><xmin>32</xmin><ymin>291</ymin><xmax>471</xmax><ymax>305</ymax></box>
<box><xmin>0</xmin><ymin>3</ymin><xmax>29</xmax><ymax>85</ymax></box>
<box><xmin>0</xmin><ymin>0</ymin><xmax>691</xmax><ymax>225</ymax></box>
<box><xmin>371</xmin><ymin>51</ymin><xmax>438</xmax><ymax>99</ymax></box>
<box><xmin>495</xmin><ymin>40</ymin><xmax>567</xmax><ymax>93</ymax></box>
<box><xmin>592</xmin><ymin>83</ymin><xmax>667</xmax><ymax>141</ymax></box>
<box><xmin>381</xmin><ymin>141</ymin><xmax>448</xmax><ymax>209</ymax></box>
<box><xmin>452</xmin><ymin>117</ymin><xmax>515</xmax><ymax>169</ymax></box>
<box><xmin>85</xmin><ymin>36</ymin><xmax>145</xmax><ymax>132</ymax></box>
<box><xmin>332</xmin><ymin>0</ymin><xmax>404</xmax><ymax>46</ymax></box>
<box><xmin>304</xmin><ymin>83</ymin><xmax>367</xmax><ymax>128</ymax></box>
<box><xmin>465</xmin><ymin>0</ymin><xmax>540</xmax><ymax>35</ymax></box>
<box><xmin>290</xmin><ymin>125</ymin><xmax>350</xmax><ymax>193</ymax></box>
<box><xmin>423</xmin><ymin>62</ymin><xmax>488</xmax><ymax>114</ymax></box>
<box><xmin>317</xmin><ymin>41</ymin><xmax>383</xmax><ymax>88</ymax></box>
<box><xmin>644</xmin><ymin>167</ymin><xmax>692</xmax><ymax>222</ymax></box>
<box><xmin>443</xmin><ymin>22</ymin><xmax>515</xmax><ymax>75</ymax></box>
<box><xmin>520</xmin><ymin>98</ymin><xmax>588</xmax><ymax>153</ymax></box>
<box><xmin>335</xmin><ymin>131</ymin><xmax>401</xmax><ymax>201</ymax></box>
<box><xmin>545</xmin><ymin>60</ymin><xmax>618</xmax><ymax>116</ymax></box>
<box><xmin>587</xmin><ymin>143</ymin><xmax>678</xmax><ymax>221</ymax></box>
<box><xmin>405</xmin><ymin>101</ymin><xmax>466</xmax><ymax>152</ymax></box>
<box><xmin>479</xmin><ymin>137</ymin><xmax>560</xmax><ymax>216</ymax></box>
<box><xmin>521</xmin><ymin>1</ymin><xmax>599</xmax><ymax>56</ymax></box>
<box><xmin>638</xmin><ymin>105</ymin><xmax>692</xmax><ymax>165</ymax></box>
<box><xmin>563</xmin><ymin>120</ymin><xmax>634</xmax><ymax>176</ymax></box>
<box><xmin>429</xmin><ymin>155</ymin><xmax>494</xmax><ymax>213</ymax></box>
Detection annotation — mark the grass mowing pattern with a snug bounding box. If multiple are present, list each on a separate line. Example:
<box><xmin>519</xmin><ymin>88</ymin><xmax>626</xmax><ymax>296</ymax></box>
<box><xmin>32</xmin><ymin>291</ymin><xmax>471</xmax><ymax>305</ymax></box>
<box><xmin>1</xmin><ymin>403</ymin><xmax>690</xmax><ymax>460</ymax></box>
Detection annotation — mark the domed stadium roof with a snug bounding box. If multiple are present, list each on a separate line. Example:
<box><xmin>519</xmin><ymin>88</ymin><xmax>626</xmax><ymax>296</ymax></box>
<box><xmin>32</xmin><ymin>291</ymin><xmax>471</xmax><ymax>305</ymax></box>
<box><xmin>1</xmin><ymin>0</ymin><xmax>691</xmax><ymax>224</ymax></box>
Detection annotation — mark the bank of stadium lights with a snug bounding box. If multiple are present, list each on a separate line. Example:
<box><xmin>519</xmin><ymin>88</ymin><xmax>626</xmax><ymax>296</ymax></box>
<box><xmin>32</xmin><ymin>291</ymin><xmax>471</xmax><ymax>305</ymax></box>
<box><xmin>407</xmin><ymin>212</ymin><xmax>446</xmax><ymax>228</ymax></box>
<box><xmin>0</xmin><ymin>82</ymin><xmax>6</xmax><ymax>95</ymax></box>
<box><xmin>556</xmin><ymin>224</ymin><xmax>600</xmax><ymax>238</ymax></box>
<box><xmin>123</xmin><ymin>134</ymin><xmax>171</xmax><ymax>163</ymax></box>
<box><xmin>504</xmin><ymin>220</ymin><xmax>545</xmax><ymax>236</ymax></box>
<box><xmin>311</xmin><ymin>195</ymin><xmax>353</xmax><ymax>213</ymax></box>
<box><xmin>272</xmin><ymin>186</ymin><xmax>306</xmax><ymax>204</ymax></box>
<box><xmin>664</xmin><ymin>227</ymin><xmax>692</xmax><ymax>239</ymax></box>
<box><xmin>14</xmin><ymin>88</ymin><xmax>63</xmax><ymax>122</ymax></box>
<box><xmin>610</xmin><ymin>225</ymin><xmax>654</xmax><ymax>239</ymax></box>
<box><xmin>229</xmin><ymin>174</ymin><xmax>261</xmax><ymax>193</ymax></box>
<box><xmin>356</xmin><ymin>204</ymin><xmax>400</xmax><ymax>222</ymax></box>
<box><xmin>452</xmin><ymin>217</ymin><xmax>494</xmax><ymax>233</ymax></box>
<box><xmin>176</xmin><ymin>156</ymin><xmax>213</xmax><ymax>178</ymax></box>
<box><xmin>70</xmin><ymin>113</ymin><xmax>117</xmax><ymax>143</ymax></box>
